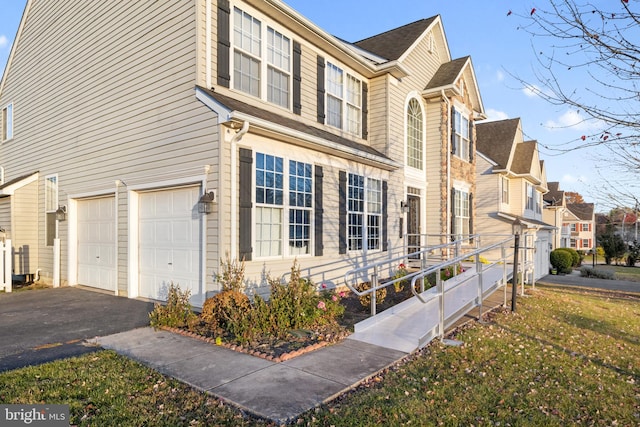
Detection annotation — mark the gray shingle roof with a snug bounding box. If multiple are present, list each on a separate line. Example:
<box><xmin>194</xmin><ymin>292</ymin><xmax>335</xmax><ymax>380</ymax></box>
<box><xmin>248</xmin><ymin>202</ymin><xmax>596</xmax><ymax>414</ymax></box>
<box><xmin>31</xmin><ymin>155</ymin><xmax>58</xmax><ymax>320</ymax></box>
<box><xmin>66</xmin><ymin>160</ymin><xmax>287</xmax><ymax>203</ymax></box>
<box><xmin>545</xmin><ymin>182</ymin><xmax>565</xmax><ymax>206</ymax></box>
<box><xmin>196</xmin><ymin>87</ymin><xmax>390</xmax><ymax>161</ymax></box>
<box><xmin>353</xmin><ymin>17</ymin><xmax>437</xmax><ymax>61</ymax></box>
<box><xmin>512</xmin><ymin>141</ymin><xmax>537</xmax><ymax>175</ymax></box>
<box><xmin>567</xmin><ymin>203</ymin><xmax>595</xmax><ymax>220</ymax></box>
<box><xmin>424</xmin><ymin>56</ymin><xmax>470</xmax><ymax>90</ymax></box>
<box><xmin>476</xmin><ymin>118</ymin><xmax>520</xmax><ymax>169</ymax></box>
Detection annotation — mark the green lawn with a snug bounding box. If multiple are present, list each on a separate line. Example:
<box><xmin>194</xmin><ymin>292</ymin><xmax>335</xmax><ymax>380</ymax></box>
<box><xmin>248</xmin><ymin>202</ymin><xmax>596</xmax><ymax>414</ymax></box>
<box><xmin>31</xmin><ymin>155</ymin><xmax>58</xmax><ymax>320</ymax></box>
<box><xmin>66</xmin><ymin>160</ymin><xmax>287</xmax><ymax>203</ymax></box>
<box><xmin>1</xmin><ymin>285</ymin><xmax>639</xmax><ymax>426</ymax></box>
<box><xmin>595</xmin><ymin>264</ymin><xmax>640</xmax><ymax>282</ymax></box>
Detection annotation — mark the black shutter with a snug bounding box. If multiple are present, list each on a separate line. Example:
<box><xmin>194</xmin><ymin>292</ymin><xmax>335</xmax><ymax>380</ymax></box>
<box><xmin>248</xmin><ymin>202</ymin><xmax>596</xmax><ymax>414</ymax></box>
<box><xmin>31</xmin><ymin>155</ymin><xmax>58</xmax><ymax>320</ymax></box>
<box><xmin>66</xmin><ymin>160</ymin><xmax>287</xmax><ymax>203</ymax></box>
<box><xmin>451</xmin><ymin>107</ymin><xmax>457</xmax><ymax>155</ymax></box>
<box><xmin>382</xmin><ymin>181</ymin><xmax>388</xmax><ymax>251</ymax></box>
<box><xmin>217</xmin><ymin>0</ymin><xmax>231</xmax><ymax>88</ymax></box>
<box><xmin>239</xmin><ymin>148</ymin><xmax>253</xmax><ymax>261</ymax></box>
<box><xmin>314</xmin><ymin>165</ymin><xmax>324</xmax><ymax>256</ymax></box>
<box><xmin>468</xmin><ymin>120</ymin><xmax>474</xmax><ymax>162</ymax></box>
<box><xmin>293</xmin><ymin>41</ymin><xmax>302</xmax><ymax>115</ymax></box>
<box><xmin>338</xmin><ymin>171</ymin><xmax>347</xmax><ymax>254</ymax></box>
<box><xmin>362</xmin><ymin>82</ymin><xmax>368</xmax><ymax>139</ymax></box>
<box><xmin>469</xmin><ymin>192</ymin><xmax>474</xmax><ymax>236</ymax></box>
<box><xmin>450</xmin><ymin>189</ymin><xmax>456</xmax><ymax>241</ymax></box>
<box><xmin>317</xmin><ymin>56</ymin><xmax>326</xmax><ymax>124</ymax></box>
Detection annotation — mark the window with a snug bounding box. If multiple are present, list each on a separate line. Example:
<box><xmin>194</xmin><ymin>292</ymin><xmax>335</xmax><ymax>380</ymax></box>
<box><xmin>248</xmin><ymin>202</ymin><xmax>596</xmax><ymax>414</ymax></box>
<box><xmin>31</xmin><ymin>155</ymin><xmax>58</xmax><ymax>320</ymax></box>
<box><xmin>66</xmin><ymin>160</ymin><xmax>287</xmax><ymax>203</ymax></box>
<box><xmin>570</xmin><ymin>239</ymin><xmax>577</xmax><ymax>248</ymax></box>
<box><xmin>453</xmin><ymin>108</ymin><xmax>470</xmax><ymax>161</ymax></box>
<box><xmin>326</xmin><ymin>61</ymin><xmax>362</xmax><ymax>136</ymax></box>
<box><xmin>581</xmin><ymin>223</ymin><xmax>590</xmax><ymax>232</ymax></box>
<box><xmin>233</xmin><ymin>7</ymin><xmax>291</xmax><ymax>107</ymax></box>
<box><xmin>570</xmin><ymin>223</ymin><xmax>576</xmax><ymax>232</ymax></box>
<box><xmin>255</xmin><ymin>153</ymin><xmax>313</xmax><ymax>258</ymax></box>
<box><xmin>582</xmin><ymin>239</ymin><xmax>591</xmax><ymax>248</ymax></box>
<box><xmin>406</xmin><ymin>98</ymin><xmax>424</xmax><ymax>170</ymax></box>
<box><xmin>347</xmin><ymin>174</ymin><xmax>381</xmax><ymax>251</ymax></box>
<box><xmin>2</xmin><ymin>103</ymin><xmax>13</xmax><ymax>141</ymax></box>
<box><xmin>453</xmin><ymin>189</ymin><xmax>470</xmax><ymax>239</ymax></box>
<box><xmin>526</xmin><ymin>183</ymin><xmax>534</xmax><ymax>211</ymax></box>
<box><xmin>45</xmin><ymin>175</ymin><xmax>58</xmax><ymax>246</ymax></box>
<box><xmin>501</xmin><ymin>176</ymin><xmax>509</xmax><ymax>204</ymax></box>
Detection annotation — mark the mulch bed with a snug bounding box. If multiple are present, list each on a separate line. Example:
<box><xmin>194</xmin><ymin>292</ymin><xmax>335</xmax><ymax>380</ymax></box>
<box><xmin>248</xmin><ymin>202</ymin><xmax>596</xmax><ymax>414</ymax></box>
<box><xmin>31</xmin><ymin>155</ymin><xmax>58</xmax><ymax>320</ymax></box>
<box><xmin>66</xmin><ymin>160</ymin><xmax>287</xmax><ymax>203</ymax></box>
<box><xmin>163</xmin><ymin>284</ymin><xmax>423</xmax><ymax>363</ymax></box>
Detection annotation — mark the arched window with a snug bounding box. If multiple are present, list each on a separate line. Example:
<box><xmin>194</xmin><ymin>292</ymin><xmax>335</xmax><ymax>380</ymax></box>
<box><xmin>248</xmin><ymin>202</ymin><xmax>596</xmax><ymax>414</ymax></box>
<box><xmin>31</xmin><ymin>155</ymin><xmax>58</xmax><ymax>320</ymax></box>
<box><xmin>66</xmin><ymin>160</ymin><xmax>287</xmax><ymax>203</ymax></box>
<box><xmin>406</xmin><ymin>98</ymin><xmax>424</xmax><ymax>170</ymax></box>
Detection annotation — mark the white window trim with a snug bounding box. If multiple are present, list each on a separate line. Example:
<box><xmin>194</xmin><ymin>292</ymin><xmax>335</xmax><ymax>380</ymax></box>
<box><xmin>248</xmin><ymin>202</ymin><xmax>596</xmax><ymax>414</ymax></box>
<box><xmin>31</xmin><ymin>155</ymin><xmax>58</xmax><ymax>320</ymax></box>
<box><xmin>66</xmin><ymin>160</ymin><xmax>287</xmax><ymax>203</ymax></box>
<box><xmin>45</xmin><ymin>174</ymin><xmax>59</xmax><ymax>247</ymax></box>
<box><xmin>2</xmin><ymin>102</ymin><xmax>13</xmax><ymax>142</ymax></box>
<box><xmin>452</xmin><ymin>104</ymin><xmax>471</xmax><ymax>162</ymax></box>
<box><xmin>230</xmin><ymin>5</ymin><xmax>293</xmax><ymax>109</ymax></box>
<box><xmin>325</xmin><ymin>60</ymin><xmax>363</xmax><ymax>137</ymax></box>
<box><xmin>252</xmin><ymin>152</ymin><xmax>314</xmax><ymax>260</ymax></box>
<box><xmin>405</xmin><ymin>95</ymin><xmax>426</xmax><ymax>175</ymax></box>
<box><xmin>347</xmin><ymin>173</ymin><xmax>382</xmax><ymax>253</ymax></box>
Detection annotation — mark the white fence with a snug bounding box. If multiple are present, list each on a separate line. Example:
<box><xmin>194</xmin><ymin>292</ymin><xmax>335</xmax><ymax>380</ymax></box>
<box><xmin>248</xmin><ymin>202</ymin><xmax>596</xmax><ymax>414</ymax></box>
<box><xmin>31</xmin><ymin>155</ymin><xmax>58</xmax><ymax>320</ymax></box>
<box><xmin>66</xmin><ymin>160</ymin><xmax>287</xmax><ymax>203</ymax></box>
<box><xmin>1</xmin><ymin>239</ymin><xmax>12</xmax><ymax>292</ymax></box>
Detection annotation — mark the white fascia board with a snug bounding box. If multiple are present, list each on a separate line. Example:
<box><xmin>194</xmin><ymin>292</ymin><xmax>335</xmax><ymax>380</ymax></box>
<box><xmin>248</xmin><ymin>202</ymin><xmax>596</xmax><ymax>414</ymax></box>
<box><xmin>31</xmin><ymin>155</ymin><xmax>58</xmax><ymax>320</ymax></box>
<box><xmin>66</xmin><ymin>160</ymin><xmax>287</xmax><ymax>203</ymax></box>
<box><xmin>0</xmin><ymin>172</ymin><xmax>38</xmax><ymax>196</ymax></box>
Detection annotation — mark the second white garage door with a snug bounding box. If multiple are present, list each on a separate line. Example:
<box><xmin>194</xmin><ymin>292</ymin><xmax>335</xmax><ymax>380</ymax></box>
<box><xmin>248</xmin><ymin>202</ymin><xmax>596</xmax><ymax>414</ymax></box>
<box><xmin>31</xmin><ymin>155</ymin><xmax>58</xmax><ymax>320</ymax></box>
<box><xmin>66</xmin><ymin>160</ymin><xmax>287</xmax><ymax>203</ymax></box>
<box><xmin>77</xmin><ymin>197</ymin><xmax>116</xmax><ymax>291</ymax></box>
<box><xmin>138</xmin><ymin>186</ymin><xmax>202</xmax><ymax>304</ymax></box>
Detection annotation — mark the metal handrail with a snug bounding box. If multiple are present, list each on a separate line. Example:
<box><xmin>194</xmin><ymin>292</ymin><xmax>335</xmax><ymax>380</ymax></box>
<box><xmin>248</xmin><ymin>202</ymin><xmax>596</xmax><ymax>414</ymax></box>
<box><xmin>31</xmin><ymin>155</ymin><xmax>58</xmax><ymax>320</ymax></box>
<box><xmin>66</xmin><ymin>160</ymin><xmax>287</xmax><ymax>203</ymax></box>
<box><xmin>409</xmin><ymin>236</ymin><xmax>514</xmax><ymax>304</ymax></box>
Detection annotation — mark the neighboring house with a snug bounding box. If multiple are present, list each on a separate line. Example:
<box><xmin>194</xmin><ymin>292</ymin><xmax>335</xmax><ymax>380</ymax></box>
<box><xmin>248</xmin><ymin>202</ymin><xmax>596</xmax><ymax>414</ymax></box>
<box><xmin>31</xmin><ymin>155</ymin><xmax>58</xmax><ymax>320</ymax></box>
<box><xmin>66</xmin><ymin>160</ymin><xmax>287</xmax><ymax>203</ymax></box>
<box><xmin>0</xmin><ymin>1</ymin><xmax>485</xmax><ymax>305</ymax></box>
<box><xmin>475</xmin><ymin>118</ymin><xmax>553</xmax><ymax>280</ymax></box>
<box><xmin>563</xmin><ymin>203</ymin><xmax>596</xmax><ymax>252</ymax></box>
<box><xmin>542</xmin><ymin>181</ymin><xmax>569</xmax><ymax>249</ymax></box>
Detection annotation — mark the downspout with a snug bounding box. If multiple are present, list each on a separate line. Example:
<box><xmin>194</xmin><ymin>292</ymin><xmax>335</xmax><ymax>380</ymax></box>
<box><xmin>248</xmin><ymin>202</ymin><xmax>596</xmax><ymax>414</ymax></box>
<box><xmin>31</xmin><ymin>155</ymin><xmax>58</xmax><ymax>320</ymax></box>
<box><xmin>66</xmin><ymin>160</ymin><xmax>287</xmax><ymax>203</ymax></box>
<box><xmin>229</xmin><ymin>120</ymin><xmax>250</xmax><ymax>260</ymax></box>
<box><xmin>441</xmin><ymin>90</ymin><xmax>451</xmax><ymax>239</ymax></box>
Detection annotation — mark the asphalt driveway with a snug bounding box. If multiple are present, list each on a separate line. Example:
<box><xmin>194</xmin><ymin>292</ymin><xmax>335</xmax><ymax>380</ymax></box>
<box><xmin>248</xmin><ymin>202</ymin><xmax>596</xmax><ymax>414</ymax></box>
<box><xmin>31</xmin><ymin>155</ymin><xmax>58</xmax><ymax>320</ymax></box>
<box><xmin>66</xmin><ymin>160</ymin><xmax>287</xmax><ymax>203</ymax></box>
<box><xmin>0</xmin><ymin>287</ymin><xmax>155</xmax><ymax>372</ymax></box>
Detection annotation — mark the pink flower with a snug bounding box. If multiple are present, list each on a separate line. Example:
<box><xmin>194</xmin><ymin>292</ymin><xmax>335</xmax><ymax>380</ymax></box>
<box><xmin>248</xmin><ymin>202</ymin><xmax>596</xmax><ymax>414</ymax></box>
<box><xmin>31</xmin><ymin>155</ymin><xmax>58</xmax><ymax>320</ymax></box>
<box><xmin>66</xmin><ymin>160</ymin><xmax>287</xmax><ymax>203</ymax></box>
<box><xmin>321</xmin><ymin>283</ymin><xmax>327</xmax><ymax>289</ymax></box>
<box><xmin>332</xmin><ymin>295</ymin><xmax>338</xmax><ymax>302</ymax></box>
<box><xmin>317</xmin><ymin>301</ymin><xmax>326</xmax><ymax>311</ymax></box>
<box><xmin>399</xmin><ymin>263</ymin><xmax>406</xmax><ymax>269</ymax></box>
<box><xmin>339</xmin><ymin>291</ymin><xmax>346</xmax><ymax>298</ymax></box>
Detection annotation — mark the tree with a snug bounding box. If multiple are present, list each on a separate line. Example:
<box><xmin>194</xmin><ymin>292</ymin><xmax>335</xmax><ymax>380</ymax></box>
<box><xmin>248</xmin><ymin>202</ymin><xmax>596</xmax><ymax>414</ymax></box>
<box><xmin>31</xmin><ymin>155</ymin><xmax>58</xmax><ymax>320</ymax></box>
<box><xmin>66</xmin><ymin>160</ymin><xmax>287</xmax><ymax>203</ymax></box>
<box><xmin>515</xmin><ymin>1</ymin><xmax>640</xmax><ymax>207</ymax></box>
<box><xmin>564</xmin><ymin>191</ymin><xmax>584</xmax><ymax>204</ymax></box>
<box><xmin>597</xmin><ymin>230</ymin><xmax>626</xmax><ymax>265</ymax></box>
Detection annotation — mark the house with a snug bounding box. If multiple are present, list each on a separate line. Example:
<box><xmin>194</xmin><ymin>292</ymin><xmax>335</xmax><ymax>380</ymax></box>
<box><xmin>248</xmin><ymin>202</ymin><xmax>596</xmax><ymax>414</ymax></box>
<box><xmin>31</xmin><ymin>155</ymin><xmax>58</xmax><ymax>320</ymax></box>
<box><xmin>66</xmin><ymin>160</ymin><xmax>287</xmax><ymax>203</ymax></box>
<box><xmin>0</xmin><ymin>1</ymin><xmax>485</xmax><ymax>304</ymax></box>
<box><xmin>475</xmin><ymin>118</ymin><xmax>553</xmax><ymax>280</ymax></box>
<box><xmin>542</xmin><ymin>181</ymin><xmax>569</xmax><ymax>249</ymax></box>
<box><xmin>563</xmin><ymin>203</ymin><xmax>596</xmax><ymax>252</ymax></box>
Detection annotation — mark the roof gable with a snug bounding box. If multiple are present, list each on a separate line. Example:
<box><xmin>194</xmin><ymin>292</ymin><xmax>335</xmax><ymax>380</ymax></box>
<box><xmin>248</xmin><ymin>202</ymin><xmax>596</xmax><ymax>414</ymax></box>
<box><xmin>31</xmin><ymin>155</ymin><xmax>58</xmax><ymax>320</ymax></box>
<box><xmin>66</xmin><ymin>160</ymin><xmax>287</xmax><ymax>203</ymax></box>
<box><xmin>567</xmin><ymin>203</ymin><xmax>595</xmax><ymax>221</ymax></box>
<box><xmin>476</xmin><ymin>118</ymin><xmax>521</xmax><ymax>169</ymax></box>
<box><xmin>353</xmin><ymin>17</ymin><xmax>440</xmax><ymax>61</ymax></box>
<box><xmin>544</xmin><ymin>181</ymin><xmax>566</xmax><ymax>206</ymax></box>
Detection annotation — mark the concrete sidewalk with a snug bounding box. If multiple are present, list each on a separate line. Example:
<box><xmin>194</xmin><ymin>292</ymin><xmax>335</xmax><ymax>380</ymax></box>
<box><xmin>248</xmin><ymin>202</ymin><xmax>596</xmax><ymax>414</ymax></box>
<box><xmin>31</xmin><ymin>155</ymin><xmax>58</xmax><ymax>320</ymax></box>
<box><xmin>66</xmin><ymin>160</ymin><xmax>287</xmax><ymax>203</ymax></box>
<box><xmin>96</xmin><ymin>328</ymin><xmax>406</xmax><ymax>424</ymax></box>
<box><xmin>95</xmin><ymin>289</ymin><xmax>508</xmax><ymax>424</ymax></box>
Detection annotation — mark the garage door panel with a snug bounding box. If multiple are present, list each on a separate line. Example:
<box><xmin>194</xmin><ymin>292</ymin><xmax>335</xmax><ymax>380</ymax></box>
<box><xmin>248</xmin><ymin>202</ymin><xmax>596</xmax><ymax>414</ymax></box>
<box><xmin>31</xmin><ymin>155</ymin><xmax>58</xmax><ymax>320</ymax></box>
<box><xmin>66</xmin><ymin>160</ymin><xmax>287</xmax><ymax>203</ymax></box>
<box><xmin>77</xmin><ymin>197</ymin><xmax>116</xmax><ymax>292</ymax></box>
<box><xmin>139</xmin><ymin>187</ymin><xmax>202</xmax><ymax>305</ymax></box>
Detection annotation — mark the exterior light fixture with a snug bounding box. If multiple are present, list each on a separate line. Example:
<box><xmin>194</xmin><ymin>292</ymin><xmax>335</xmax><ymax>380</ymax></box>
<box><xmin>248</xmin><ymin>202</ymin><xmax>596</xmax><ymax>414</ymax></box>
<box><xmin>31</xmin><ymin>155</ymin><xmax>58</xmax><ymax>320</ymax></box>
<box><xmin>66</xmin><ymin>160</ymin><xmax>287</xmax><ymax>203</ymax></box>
<box><xmin>56</xmin><ymin>205</ymin><xmax>67</xmax><ymax>221</ymax></box>
<box><xmin>511</xmin><ymin>218</ymin><xmax>523</xmax><ymax>312</ymax></box>
<box><xmin>400</xmin><ymin>200</ymin><xmax>410</xmax><ymax>214</ymax></box>
<box><xmin>198</xmin><ymin>191</ymin><xmax>216</xmax><ymax>214</ymax></box>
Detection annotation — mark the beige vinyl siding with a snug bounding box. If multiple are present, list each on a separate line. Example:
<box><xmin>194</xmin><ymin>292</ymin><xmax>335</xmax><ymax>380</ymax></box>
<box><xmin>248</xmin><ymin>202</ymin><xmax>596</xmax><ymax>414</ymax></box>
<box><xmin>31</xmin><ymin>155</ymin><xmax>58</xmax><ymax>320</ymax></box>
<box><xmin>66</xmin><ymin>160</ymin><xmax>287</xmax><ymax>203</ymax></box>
<box><xmin>12</xmin><ymin>181</ymin><xmax>39</xmax><ymax>275</ymax></box>
<box><xmin>425</xmin><ymin>100</ymin><xmax>444</xmax><ymax>235</ymax></box>
<box><xmin>0</xmin><ymin>197</ymin><xmax>11</xmax><ymax>239</ymax></box>
<box><xmin>299</xmin><ymin>44</ymin><xmax>320</xmax><ymax>124</ymax></box>
<box><xmin>475</xmin><ymin>156</ymin><xmax>499</xmax><ymax>220</ymax></box>
<box><xmin>0</xmin><ymin>1</ymin><xmax>220</xmax><ymax>290</ymax></box>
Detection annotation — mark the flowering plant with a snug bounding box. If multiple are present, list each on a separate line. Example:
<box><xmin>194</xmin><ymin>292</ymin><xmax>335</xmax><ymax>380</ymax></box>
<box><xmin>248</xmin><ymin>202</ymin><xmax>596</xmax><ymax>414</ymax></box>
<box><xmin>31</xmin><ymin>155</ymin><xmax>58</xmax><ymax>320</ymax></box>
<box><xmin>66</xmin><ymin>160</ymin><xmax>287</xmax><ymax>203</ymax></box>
<box><xmin>392</xmin><ymin>263</ymin><xmax>409</xmax><ymax>292</ymax></box>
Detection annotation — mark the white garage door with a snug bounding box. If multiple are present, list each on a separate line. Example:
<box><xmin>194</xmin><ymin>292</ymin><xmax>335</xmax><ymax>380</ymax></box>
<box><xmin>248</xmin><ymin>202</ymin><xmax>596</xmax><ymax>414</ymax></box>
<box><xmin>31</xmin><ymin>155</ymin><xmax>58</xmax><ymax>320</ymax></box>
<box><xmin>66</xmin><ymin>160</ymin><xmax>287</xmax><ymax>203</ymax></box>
<box><xmin>77</xmin><ymin>197</ymin><xmax>116</xmax><ymax>291</ymax></box>
<box><xmin>139</xmin><ymin>186</ymin><xmax>202</xmax><ymax>304</ymax></box>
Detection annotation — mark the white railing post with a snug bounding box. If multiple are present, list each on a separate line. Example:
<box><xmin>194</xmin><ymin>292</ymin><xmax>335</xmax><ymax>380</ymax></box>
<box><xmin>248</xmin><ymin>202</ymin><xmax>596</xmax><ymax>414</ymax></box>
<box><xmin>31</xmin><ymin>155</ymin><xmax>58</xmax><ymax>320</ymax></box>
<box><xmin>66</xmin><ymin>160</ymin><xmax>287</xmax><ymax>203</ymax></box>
<box><xmin>502</xmin><ymin>244</ymin><xmax>507</xmax><ymax>307</ymax></box>
<box><xmin>53</xmin><ymin>238</ymin><xmax>61</xmax><ymax>287</ymax></box>
<box><xmin>476</xmin><ymin>253</ymin><xmax>484</xmax><ymax>322</ymax></box>
<box><xmin>437</xmin><ymin>269</ymin><xmax>445</xmax><ymax>340</ymax></box>
<box><xmin>3</xmin><ymin>239</ymin><xmax>12</xmax><ymax>292</ymax></box>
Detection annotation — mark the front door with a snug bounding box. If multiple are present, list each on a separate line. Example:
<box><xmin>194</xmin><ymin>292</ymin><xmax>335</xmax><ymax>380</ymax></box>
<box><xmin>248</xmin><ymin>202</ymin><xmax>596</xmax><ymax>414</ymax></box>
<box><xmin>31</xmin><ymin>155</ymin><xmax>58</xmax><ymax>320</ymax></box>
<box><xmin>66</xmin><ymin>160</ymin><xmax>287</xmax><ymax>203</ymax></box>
<box><xmin>407</xmin><ymin>195</ymin><xmax>420</xmax><ymax>258</ymax></box>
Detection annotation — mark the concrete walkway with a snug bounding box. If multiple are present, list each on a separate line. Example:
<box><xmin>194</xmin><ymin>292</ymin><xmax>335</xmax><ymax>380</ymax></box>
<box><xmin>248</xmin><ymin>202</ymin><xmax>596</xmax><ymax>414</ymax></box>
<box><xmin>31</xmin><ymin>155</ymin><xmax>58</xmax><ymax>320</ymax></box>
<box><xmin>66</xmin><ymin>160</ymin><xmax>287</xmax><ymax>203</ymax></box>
<box><xmin>96</xmin><ymin>288</ymin><xmax>508</xmax><ymax>424</ymax></box>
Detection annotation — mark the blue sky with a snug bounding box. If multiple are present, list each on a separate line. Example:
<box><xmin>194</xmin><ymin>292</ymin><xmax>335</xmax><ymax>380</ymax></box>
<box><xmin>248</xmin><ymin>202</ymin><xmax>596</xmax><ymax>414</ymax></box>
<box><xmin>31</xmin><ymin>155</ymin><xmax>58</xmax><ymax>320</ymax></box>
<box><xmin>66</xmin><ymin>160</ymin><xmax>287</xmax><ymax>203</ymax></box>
<box><xmin>0</xmin><ymin>1</ymin><xmax>615</xmax><ymax>209</ymax></box>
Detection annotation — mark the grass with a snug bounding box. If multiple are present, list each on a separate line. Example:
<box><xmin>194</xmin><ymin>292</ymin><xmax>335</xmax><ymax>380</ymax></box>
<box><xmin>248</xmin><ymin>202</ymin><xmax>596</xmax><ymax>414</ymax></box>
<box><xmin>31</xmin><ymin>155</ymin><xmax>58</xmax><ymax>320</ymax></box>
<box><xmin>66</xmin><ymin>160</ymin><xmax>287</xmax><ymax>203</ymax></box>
<box><xmin>1</xmin><ymin>285</ymin><xmax>639</xmax><ymax>426</ymax></box>
<box><xmin>595</xmin><ymin>264</ymin><xmax>640</xmax><ymax>282</ymax></box>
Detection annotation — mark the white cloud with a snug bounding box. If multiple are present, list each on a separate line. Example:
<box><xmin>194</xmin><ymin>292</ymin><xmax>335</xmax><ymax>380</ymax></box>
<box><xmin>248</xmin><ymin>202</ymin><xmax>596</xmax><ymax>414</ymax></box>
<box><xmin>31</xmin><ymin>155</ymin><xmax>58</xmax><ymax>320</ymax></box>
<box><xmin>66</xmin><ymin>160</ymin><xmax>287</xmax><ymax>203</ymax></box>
<box><xmin>544</xmin><ymin>110</ymin><xmax>602</xmax><ymax>132</ymax></box>
<box><xmin>484</xmin><ymin>108</ymin><xmax>509</xmax><ymax>121</ymax></box>
<box><xmin>561</xmin><ymin>173</ymin><xmax>588</xmax><ymax>184</ymax></box>
<box><xmin>0</xmin><ymin>35</ymin><xmax>8</xmax><ymax>48</ymax></box>
<box><xmin>522</xmin><ymin>84</ymin><xmax>541</xmax><ymax>98</ymax></box>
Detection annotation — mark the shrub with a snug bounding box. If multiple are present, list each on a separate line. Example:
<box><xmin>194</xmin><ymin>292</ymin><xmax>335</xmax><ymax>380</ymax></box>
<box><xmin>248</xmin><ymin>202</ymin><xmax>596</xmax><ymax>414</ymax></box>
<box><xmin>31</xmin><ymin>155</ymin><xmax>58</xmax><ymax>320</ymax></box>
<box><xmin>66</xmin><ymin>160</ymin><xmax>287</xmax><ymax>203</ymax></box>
<box><xmin>149</xmin><ymin>283</ymin><xmax>197</xmax><ymax>329</ymax></box>
<box><xmin>392</xmin><ymin>263</ymin><xmax>409</xmax><ymax>292</ymax></box>
<box><xmin>550</xmin><ymin>249</ymin><xmax>573</xmax><ymax>273</ymax></box>
<box><xmin>200</xmin><ymin>289</ymin><xmax>252</xmax><ymax>339</ymax></box>
<box><xmin>214</xmin><ymin>254</ymin><xmax>246</xmax><ymax>292</ymax></box>
<box><xmin>579</xmin><ymin>266</ymin><xmax>616</xmax><ymax>280</ymax></box>
<box><xmin>557</xmin><ymin>247</ymin><xmax>580</xmax><ymax>267</ymax></box>
<box><xmin>355</xmin><ymin>281</ymin><xmax>387</xmax><ymax>308</ymax></box>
